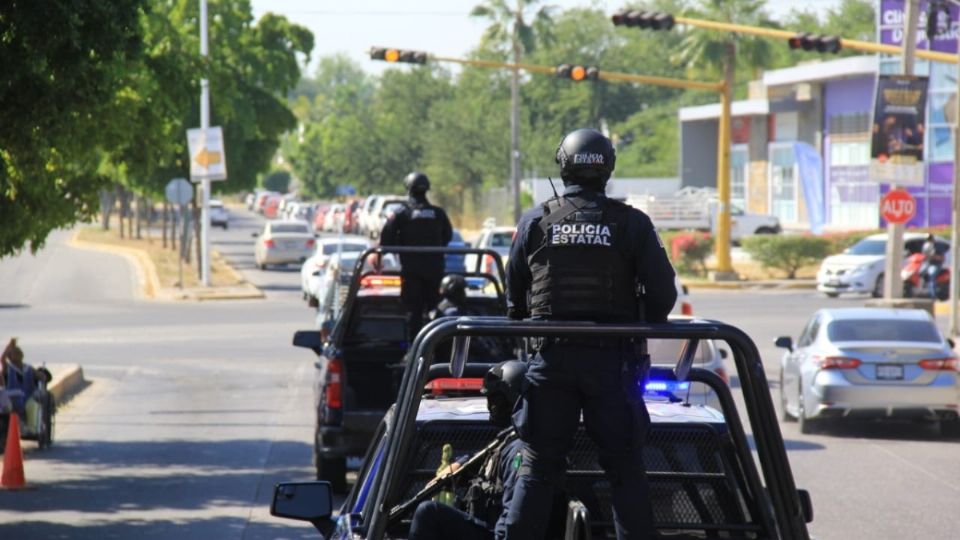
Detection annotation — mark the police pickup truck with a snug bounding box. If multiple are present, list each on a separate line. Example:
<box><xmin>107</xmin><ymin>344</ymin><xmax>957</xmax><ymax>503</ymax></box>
<box><xmin>274</xmin><ymin>317</ymin><xmax>814</xmax><ymax>539</ymax></box>
<box><xmin>292</xmin><ymin>247</ymin><xmax>511</xmax><ymax>492</ymax></box>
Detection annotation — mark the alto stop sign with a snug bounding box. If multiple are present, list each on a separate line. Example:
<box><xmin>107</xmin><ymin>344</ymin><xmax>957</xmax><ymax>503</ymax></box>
<box><xmin>881</xmin><ymin>189</ymin><xmax>916</xmax><ymax>224</ymax></box>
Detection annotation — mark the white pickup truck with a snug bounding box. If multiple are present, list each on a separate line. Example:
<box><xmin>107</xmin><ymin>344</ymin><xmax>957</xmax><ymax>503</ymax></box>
<box><xmin>626</xmin><ymin>187</ymin><xmax>780</xmax><ymax>241</ymax></box>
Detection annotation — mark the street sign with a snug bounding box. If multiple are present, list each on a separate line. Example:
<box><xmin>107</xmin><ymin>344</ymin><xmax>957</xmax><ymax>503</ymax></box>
<box><xmin>164</xmin><ymin>178</ymin><xmax>193</xmax><ymax>206</ymax></box>
<box><xmin>881</xmin><ymin>189</ymin><xmax>917</xmax><ymax>224</ymax></box>
<box><xmin>187</xmin><ymin>126</ymin><xmax>227</xmax><ymax>182</ymax></box>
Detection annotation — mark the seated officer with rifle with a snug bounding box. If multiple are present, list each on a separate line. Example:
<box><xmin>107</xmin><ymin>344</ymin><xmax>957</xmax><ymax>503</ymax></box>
<box><xmin>404</xmin><ymin>361</ymin><xmax>562</xmax><ymax>540</ymax></box>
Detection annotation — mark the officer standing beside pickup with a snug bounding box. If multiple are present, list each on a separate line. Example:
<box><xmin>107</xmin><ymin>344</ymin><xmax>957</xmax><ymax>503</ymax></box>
<box><xmin>380</xmin><ymin>172</ymin><xmax>453</xmax><ymax>340</ymax></box>
<box><xmin>504</xmin><ymin>128</ymin><xmax>677</xmax><ymax>539</ymax></box>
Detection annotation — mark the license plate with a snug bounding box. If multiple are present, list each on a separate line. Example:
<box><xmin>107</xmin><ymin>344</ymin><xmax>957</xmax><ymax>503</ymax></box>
<box><xmin>876</xmin><ymin>364</ymin><xmax>904</xmax><ymax>380</ymax></box>
<box><xmin>285</xmin><ymin>241</ymin><xmax>299</xmax><ymax>249</ymax></box>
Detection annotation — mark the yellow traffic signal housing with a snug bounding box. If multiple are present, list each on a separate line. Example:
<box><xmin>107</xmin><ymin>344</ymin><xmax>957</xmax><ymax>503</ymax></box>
<box><xmin>369</xmin><ymin>47</ymin><xmax>428</xmax><ymax>64</ymax></box>
<box><xmin>556</xmin><ymin>64</ymin><xmax>600</xmax><ymax>82</ymax></box>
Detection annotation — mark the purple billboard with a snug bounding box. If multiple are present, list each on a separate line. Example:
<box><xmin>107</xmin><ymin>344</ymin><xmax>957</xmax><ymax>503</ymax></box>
<box><xmin>880</xmin><ymin>0</ymin><xmax>960</xmax><ymax>52</ymax></box>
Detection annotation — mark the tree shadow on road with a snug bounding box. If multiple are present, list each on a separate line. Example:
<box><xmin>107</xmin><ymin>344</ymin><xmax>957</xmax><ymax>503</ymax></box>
<box><xmin>0</xmin><ymin>516</ymin><xmax>319</xmax><ymax>540</ymax></box>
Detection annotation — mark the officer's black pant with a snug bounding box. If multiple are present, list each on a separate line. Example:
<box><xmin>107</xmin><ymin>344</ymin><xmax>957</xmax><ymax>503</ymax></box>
<box><xmin>400</xmin><ymin>271</ymin><xmax>442</xmax><ymax>340</ymax></box>
<box><xmin>505</xmin><ymin>344</ymin><xmax>655</xmax><ymax>540</ymax></box>
<box><xmin>408</xmin><ymin>501</ymin><xmax>492</xmax><ymax>540</ymax></box>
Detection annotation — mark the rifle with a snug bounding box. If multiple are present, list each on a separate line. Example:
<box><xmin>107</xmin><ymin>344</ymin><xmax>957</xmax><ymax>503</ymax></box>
<box><xmin>388</xmin><ymin>428</ymin><xmax>515</xmax><ymax>522</ymax></box>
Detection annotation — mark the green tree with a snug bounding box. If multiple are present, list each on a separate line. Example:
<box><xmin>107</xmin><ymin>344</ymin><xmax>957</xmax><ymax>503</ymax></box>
<box><xmin>778</xmin><ymin>0</ymin><xmax>876</xmax><ymax>66</ymax></box>
<box><xmin>676</xmin><ymin>0</ymin><xmax>779</xmax><ymax>99</ymax></box>
<box><xmin>471</xmin><ymin>0</ymin><xmax>556</xmax><ymax>220</ymax></box>
<box><xmin>262</xmin><ymin>170</ymin><xmax>291</xmax><ymax>193</ymax></box>
<box><xmin>0</xmin><ymin>0</ymin><xmax>147</xmax><ymax>257</ymax></box>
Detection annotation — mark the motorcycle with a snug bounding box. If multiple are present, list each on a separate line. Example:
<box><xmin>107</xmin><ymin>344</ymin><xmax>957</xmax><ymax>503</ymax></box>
<box><xmin>902</xmin><ymin>252</ymin><xmax>950</xmax><ymax>301</ymax></box>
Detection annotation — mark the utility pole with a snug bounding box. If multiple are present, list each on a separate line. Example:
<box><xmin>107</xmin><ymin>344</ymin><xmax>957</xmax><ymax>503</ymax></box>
<box><xmin>199</xmin><ymin>0</ymin><xmax>211</xmax><ymax>286</ymax></box>
<box><xmin>510</xmin><ymin>3</ymin><xmax>522</xmax><ymax>223</ymax></box>
<box><xmin>884</xmin><ymin>0</ymin><xmax>920</xmax><ymax>299</ymax></box>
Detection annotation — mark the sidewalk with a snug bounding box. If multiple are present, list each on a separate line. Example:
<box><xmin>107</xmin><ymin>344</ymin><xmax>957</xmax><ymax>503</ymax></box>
<box><xmin>69</xmin><ymin>228</ymin><xmax>263</xmax><ymax>301</ymax></box>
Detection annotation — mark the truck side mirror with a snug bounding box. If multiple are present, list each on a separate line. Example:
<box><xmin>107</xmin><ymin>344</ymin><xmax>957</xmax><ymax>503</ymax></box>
<box><xmin>271</xmin><ymin>481</ymin><xmax>333</xmax><ymax>523</ymax></box>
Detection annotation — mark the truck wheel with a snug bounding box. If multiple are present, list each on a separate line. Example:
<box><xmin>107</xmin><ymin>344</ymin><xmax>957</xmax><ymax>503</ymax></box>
<box><xmin>755</xmin><ymin>227</ymin><xmax>778</xmax><ymax>235</ymax></box>
<box><xmin>317</xmin><ymin>457</ymin><xmax>348</xmax><ymax>494</ymax></box>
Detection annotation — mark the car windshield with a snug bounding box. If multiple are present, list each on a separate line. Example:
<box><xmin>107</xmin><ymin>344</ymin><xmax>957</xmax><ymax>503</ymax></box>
<box><xmin>648</xmin><ymin>338</ymin><xmax>715</xmax><ymax>365</ymax></box>
<box><xmin>845</xmin><ymin>239</ymin><xmax>886</xmax><ymax>255</ymax></box>
<box><xmin>826</xmin><ymin>319</ymin><xmax>942</xmax><ymax>343</ymax></box>
<box><xmin>322</xmin><ymin>242</ymin><xmax>367</xmax><ymax>255</ymax></box>
<box><xmin>271</xmin><ymin>223</ymin><xmax>309</xmax><ymax>234</ymax></box>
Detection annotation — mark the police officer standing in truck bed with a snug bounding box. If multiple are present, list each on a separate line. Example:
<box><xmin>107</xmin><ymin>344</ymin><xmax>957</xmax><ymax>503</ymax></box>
<box><xmin>380</xmin><ymin>172</ymin><xmax>453</xmax><ymax>340</ymax></box>
<box><xmin>503</xmin><ymin>128</ymin><xmax>677</xmax><ymax>539</ymax></box>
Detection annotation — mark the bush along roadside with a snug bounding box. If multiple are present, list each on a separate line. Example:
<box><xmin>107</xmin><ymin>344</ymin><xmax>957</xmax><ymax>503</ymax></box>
<box><xmin>741</xmin><ymin>235</ymin><xmax>830</xmax><ymax>279</ymax></box>
<box><xmin>668</xmin><ymin>232</ymin><xmax>714</xmax><ymax>277</ymax></box>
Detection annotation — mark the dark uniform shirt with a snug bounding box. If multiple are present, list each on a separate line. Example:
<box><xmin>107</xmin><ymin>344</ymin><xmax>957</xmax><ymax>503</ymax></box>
<box><xmin>506</xmin><ymin>185</ymin><xmax>677</xmax><ymax>323</ymax></box>
<box><xmin>380</xmin><ymin>197</ymin><xmax>453</xmax><ymax>275</ymax></box>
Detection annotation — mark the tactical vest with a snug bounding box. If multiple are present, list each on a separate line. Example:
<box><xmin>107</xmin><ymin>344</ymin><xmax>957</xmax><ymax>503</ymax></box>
<box><xmin>398</xmin><ymin>201</ymin><xmax>444</xmax><ymax>246</ymax></box>
<box><xmin>527</xmin><ymin>194</ymin><xmax>638</xmax><ymax>321</ymax></box>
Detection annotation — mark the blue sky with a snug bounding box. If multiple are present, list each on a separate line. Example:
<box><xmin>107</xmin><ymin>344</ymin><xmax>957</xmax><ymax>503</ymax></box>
<box><xmin>250</xmin><ymin>0</ymin><xmax>846</xmax><ymax>76</ymax></box>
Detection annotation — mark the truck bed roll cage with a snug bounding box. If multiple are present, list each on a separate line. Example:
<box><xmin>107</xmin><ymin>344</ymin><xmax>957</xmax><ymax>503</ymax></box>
<box><xmin>365</xmin><ymin>316</ymin><xmax>810</xmax><ymax>540</ymax></box>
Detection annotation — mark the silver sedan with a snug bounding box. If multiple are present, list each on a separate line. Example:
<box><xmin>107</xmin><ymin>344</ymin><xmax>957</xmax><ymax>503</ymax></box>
<box><xmin>253</xmin><ymin>220</ymin><xmax>315</xmax><ymax>269</ymax></box>
<box><xmin>775</xmin><ymin>307</ymin><xmax>960</xmax><ymax>436</ymax></box>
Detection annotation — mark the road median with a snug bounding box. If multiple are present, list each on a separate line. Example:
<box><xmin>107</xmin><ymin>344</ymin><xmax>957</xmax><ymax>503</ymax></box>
<box><xmin>685</xmin><ymin>278</ymin><xmax>817</xmax><ymax>291</ymax></box>
<box><xmin>70</xmin><ymin>227</ymin><xmax>263</xmax><ymax>301</ymax></box>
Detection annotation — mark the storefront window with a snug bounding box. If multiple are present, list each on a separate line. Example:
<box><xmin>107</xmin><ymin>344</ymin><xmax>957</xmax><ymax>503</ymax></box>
<box><xmin>930</xmin><ymin>126</ymin><xmax>955</xmax><ymax>162</ymax></box>
<box><xmin>830</xmin><ymin>140</ymin><xmax>870</xmax><ymax>166</ymax></box>
<box><xmin>769</xmin><ymin>143</ymin><xmax>798</xmax><ymax>224</ymax></box>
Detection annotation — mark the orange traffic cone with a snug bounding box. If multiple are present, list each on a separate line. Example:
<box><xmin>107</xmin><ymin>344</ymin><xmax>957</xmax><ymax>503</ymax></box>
<box><xmin>1</xmin><ymin>414</ymin><xmax>27</xmax><ymax>489</ymax></box>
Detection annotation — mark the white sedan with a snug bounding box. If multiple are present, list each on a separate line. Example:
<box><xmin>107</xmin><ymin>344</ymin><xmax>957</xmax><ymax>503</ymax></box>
<box><xmin>300</xmin><ymin>235</ymin><xmax>372</xmax><ymax>304</ymax></box>
<box><xmin>253</xmin><ymin>220</ymin><xmax>315</xmax><ymax>270</ymax></box>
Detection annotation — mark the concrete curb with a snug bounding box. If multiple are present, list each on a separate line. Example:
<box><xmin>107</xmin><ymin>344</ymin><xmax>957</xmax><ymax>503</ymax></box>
<box><xmin>47</xmin><ymin>364</ymin><xmax>86</xmax><ymax>406</ymax></box>
<box><xmin>69</xmin><ymin>230</ymin><xmax>160</xmax><ymax>299</ymax></box>
<box><xmin>69</xmin><ymin>228</ymin><xmax>264</xmax><ymax>302</ymax></box>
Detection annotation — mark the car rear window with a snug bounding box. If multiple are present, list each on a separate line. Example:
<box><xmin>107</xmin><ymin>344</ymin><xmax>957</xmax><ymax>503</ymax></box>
<box><xmin>490</xmin><ymin>231</ymin><xmax>514</xmax><ymax>247</ymax></box>
<box><xmin>827</xmin><ymin>319</ymin><xmax>942</xmax><ymax>343</ymax></box>
<box><xmin>271</xmin><ymin>223</ymin><xmax>309</xmax><ymax>234</ymax></box>
<box><xmin>322</xmin><ymin>242</ymin><xmax>367</xmax><ymax>255</ymax></box>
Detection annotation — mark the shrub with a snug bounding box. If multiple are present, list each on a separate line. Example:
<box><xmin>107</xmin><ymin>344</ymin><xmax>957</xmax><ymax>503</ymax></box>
<box><xmin>741</xmin><ymin>235</ymin><xmax>831</xmax><ymax>279</ymax></box>
<box><xmin>669</xmin><ymin>232</ymin><xmax>713</xmax><ymax>276</ymax></box>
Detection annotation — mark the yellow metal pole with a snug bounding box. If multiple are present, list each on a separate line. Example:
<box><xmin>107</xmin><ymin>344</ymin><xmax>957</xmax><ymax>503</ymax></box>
<box><xmin>715</xmin><ymin>80</ymin><xmax>733</xmax><ymax>274</ymax></box>
<box><xmin>673</xmin><ymin>16</ymin><xmax>958</xmax><ymax>65</ymax></box>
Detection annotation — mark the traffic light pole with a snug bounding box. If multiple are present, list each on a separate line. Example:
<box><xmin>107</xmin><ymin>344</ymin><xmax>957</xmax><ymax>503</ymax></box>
<box><xmin>883</xmin><ymin>0</ymin><xmax>919</xmax><ymax>300</ymax></box>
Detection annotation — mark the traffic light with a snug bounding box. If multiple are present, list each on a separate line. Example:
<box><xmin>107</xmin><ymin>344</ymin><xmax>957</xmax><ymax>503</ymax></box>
<box><xmin>369</xmin><ymin>47</ymin><xmax>428</xmax><ymax>64</ymax></box>
<box><xmin>611</xmin><ymin>10</ymin><xmax>675</xmax><ymax>31</ymax></box>
<box><xmin>556</xmin><ymin>64</ymin><xmax>600</xmax><ymax>82</ymax></box>
<box><xmin>787</xmin><ymin>33</ymin><xmax>841</xmax><ymax>54</ymax></box>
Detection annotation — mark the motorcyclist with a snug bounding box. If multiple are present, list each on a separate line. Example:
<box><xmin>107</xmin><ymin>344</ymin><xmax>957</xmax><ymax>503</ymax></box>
<box><xmin>408</xmin><ymin>361</ymin><xmax>529</xmax><ymax>540</ymax></box>
<box><xmin>380</xmin><ymin>172</ymin><xmax>453</xmax><ymax>340</ymax></box>
<box><xmin>921</xmin><ymin>233</ymin><xmax>943</xmax><ymax>298</ymax></box>
<box><xmin>504</xmin><ymin>128</ymin><xmax>677</xmax><ymax>539</ymax></box>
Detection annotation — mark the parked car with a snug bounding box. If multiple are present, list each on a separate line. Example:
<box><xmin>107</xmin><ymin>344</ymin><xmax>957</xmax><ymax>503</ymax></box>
<box><xmin>358</xmin><ymin>194</ymin><xmax>386</xmax><ymax>237</ymax></box>
<box><xmin>312</xmin><ymin>203</ymin><xmax>332</xmax><ymax>232</ymax></box>
<box><xmin>253</xmin><ymin>220</ymin><xmax>315</xmax><ymax>270</ymax></box>
<box><xmin>817</xmin><ymin>232</ymin><xmax>950</xmax><ymax>298</ymax></box>
<box><xmin>775</xmin><ymin>307</ymin><xmax>960</xmax><ymax>436</ymax></box>
<box><xmin>301</xmin><ymin>235</ymin><xmax>373</xmax><ymax>304</ymax></box>
<box><xmin>263</xmin><ymin>194</ymin><xmax>282</xmax><ymax>219</ymax></box>
<box><xmin>343</xmin><ymin>199</ymin><xmax>363</xmax><ymax>234</ymax></box>
<box><xmin>254</xmin><ymin>191</ymin><xmax>277</xmax><ymax>214</ymax></box>
<box><xmin>464</xmin><ymin>222</ymin><xmax>516</xmax><ymax>275</ymax></box>
<box><xmin>323</xmin><ymin>203</ymin><xmax>346</xmax><ymax>233</ymax></box>
<box><xmin>209</xmin><ymin>199</ymin><xmax>229</xmax><ymax>229</ymax></box>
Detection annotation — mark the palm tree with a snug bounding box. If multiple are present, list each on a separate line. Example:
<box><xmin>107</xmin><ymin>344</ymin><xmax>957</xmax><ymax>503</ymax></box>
<box><xmin>675</xmin><ymin>0</ymin><xmax>777</xmax><ymax>95</ymax></box>
<box><xmin>470</xmin><ymin>0</ymin><xmax>555</xmax><ymax>222</ymax></box>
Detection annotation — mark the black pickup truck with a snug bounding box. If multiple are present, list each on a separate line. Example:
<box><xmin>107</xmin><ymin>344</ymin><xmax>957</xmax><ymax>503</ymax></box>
<box><xmin>292</xmin><ymin>246</ymin><xmax>510</xmax><ymax>492</ymax></box>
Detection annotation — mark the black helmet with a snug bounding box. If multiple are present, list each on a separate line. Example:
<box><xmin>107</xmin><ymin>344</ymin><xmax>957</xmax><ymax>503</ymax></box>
<box><xmin>555</xmin><ymin>128</ymin><xmax>616</xmax><ymax>186</ymax></box>
<box><xmin>482</xmin><ymin>360</ymin><xmax>527</xmax><ymax>427</ymax></box>
<box><xmin>404</xmin><ymin>172</ymin><xmax>430</xmax><ymax>195</ymax></box>
<box><xmin>439</xmin><ymin>274</ymin><xmax>467</xmax><ymax>304</ymax></box>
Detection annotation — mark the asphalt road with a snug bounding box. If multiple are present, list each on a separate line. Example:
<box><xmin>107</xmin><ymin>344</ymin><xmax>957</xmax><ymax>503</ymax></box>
<box><xmin>0</xmin><ymin>220</ymin><xmax>319</xmax><ymax>539</ymax></box>
<box><xmin>2</xmin><ymin>212</ymin><xmax>958</xmax><ymax>539</ymax></box>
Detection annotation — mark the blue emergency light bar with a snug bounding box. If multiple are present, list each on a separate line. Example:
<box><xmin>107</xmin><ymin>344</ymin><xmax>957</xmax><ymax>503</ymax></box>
<box><xmin>644</xmin><ymin>380</ymin><xmax>690</xmax><ymax>393</ymax></box>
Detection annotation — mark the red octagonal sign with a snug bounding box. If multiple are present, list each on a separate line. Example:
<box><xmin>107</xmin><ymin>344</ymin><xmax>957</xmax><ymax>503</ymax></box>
<box><xmin>881</xmin><ymin>189</ymin><xmax>916</xmax><ymax>224</ymax></box>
